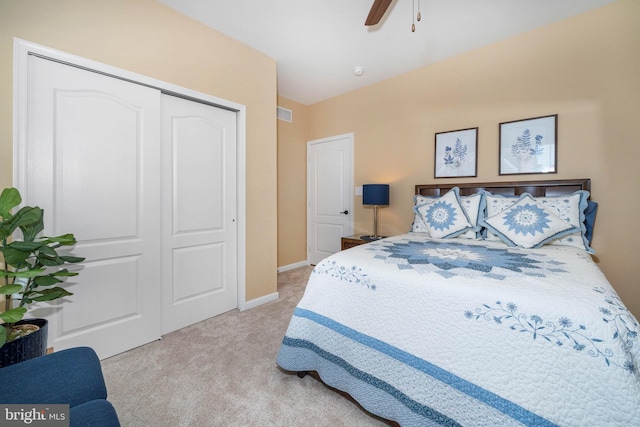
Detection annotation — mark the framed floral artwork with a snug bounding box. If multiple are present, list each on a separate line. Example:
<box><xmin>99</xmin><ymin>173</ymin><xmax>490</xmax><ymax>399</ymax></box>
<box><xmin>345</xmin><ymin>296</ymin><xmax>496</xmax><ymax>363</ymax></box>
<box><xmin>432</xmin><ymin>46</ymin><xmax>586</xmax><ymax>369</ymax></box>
<box><xmin>434</xmin><ymin>127</ymin><xmax>478</xmax><ymax>178</ymax></box>
<box><xmin>499</xmin><ymin>114</ymin><xmax>557</xmax><ymax>175</ymax></box>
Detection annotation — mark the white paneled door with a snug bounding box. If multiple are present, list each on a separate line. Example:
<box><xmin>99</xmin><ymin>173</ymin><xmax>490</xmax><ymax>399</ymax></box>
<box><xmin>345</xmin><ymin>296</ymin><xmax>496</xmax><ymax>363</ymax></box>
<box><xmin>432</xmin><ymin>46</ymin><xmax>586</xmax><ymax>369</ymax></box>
<box><xmin>20</xmin><ymin>52</ymin><xmax>239</xmax><ymax>359</ymax></box>
<box><xmin>24</xmin><ymin>55</ymin><xmax>163</xmax><ymax>358</ymax></box>
<box><xmin>307</xmin><ymin>134</ymin><xmax>354</xmax><ymax>265</ymax></box>
<box><xmin>161</xmin><ymin>95</ymin><xmax>237</xmax><ymax>334</ymax></box>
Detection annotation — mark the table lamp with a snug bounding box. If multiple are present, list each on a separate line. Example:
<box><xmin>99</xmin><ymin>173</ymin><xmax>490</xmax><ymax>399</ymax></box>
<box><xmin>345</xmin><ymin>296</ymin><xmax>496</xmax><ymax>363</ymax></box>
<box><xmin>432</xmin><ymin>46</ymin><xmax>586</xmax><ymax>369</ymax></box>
<box><xmin>361</xmin><ymin>184</ymin><xmax>389</xmax><ymax>241</ymax></box>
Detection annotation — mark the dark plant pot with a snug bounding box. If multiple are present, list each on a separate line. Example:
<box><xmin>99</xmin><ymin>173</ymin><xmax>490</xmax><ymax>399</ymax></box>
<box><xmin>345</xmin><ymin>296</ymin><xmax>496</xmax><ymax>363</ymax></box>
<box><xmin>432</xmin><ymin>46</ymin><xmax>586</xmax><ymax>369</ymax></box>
<box><xmin>0</xmin><ymin>318</ymin><xmax>48</xmax><ymax>368</ymax></box>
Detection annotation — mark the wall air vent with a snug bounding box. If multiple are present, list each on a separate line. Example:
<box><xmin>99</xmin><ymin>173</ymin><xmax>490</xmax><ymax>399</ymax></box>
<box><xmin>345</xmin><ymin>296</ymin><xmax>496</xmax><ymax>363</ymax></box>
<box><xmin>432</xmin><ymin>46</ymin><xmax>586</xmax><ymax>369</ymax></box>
<box><xmin>277</xmin><ymin>106</ymin><xmax>293</xmax><ymax>123</ymax></box>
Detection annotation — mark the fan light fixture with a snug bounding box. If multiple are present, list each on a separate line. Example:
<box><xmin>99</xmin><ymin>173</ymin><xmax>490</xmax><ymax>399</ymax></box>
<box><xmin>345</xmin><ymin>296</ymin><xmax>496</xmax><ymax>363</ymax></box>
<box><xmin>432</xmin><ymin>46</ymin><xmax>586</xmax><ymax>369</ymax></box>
<box><xmin>365</xmin><ymin>0</ymin><xmax>423</xmax><ymax>33</ymax></box>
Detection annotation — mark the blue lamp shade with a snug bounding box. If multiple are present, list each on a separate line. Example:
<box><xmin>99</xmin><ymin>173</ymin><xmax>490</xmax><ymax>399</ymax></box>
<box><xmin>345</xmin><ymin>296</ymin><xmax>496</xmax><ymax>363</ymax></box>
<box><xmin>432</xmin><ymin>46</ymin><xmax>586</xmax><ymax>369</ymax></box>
<box><xmin>362</xmin><ymin>184</ymin><xmax>389</xmax><ymax>206</ymax></box>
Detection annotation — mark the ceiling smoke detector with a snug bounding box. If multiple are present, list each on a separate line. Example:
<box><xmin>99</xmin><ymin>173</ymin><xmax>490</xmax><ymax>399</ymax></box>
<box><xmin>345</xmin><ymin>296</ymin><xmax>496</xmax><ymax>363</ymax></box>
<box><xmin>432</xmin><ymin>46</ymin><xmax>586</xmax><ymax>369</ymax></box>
<box><xmin>353</xmin><ymin>66</ymin><xmax>365</xmax><ymax>76</ymax></box>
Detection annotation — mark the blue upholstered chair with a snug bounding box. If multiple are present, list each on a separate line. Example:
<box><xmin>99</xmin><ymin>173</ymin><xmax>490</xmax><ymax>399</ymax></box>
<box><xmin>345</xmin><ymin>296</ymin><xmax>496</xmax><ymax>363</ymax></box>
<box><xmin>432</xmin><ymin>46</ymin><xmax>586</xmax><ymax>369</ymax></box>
<box><xmin>0</xmin><ymin>346</ymin><xmax>120</xmax><ymax>426</ymax></box>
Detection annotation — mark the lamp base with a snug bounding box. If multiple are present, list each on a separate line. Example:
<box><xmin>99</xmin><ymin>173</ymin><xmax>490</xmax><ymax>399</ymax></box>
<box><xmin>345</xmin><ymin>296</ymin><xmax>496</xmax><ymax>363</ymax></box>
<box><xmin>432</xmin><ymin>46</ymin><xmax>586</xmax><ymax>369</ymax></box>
<box><xmin>360</xmin><ymin>235</ymin><xmax>386</xmax><ymax>242</ymax></box>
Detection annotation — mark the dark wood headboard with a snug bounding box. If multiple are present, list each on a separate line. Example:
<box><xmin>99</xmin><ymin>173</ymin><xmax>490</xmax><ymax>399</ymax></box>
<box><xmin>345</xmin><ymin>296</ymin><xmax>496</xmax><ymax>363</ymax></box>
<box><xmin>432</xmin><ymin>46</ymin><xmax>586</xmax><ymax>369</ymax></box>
<box><xmin>416</xmin><ymin>179</ymin><xmax>591</xmax><ymax>198</ymax></box>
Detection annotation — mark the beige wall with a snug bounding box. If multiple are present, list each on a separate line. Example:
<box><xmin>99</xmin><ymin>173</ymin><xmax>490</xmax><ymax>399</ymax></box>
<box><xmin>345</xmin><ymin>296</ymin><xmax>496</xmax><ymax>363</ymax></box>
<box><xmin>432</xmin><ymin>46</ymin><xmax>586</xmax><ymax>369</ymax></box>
<box><xmin>278</xmin><ymin>0</ymin><xmax>640</xmax><ymax>317</ymax></box>
<box><xmin>0</xmin><ymin>0</ymin><xmax>278</xmax><ymax>301</ymax></box>
<box><xmin>277</xmin><ymin>97</ymin><xmax>310</xmax><ymax>267</ymax></box>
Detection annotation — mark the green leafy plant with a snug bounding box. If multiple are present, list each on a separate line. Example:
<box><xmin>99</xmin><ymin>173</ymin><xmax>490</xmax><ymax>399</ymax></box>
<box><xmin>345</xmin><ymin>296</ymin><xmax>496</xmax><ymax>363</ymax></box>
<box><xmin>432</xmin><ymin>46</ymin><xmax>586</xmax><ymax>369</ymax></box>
<box><xmin>0</xmin><ymin>187</ymin><xmax>84</xmax><ymax>347</ymax></box>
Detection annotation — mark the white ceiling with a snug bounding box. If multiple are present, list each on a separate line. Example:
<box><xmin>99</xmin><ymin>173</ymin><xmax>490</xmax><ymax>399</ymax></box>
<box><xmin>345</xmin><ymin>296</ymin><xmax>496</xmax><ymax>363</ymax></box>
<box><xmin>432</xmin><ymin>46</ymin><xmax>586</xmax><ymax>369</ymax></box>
<box><xmin>158</xmin><ymin>0</ymin><xmax>616</xmax><ymax>105</ymax></box>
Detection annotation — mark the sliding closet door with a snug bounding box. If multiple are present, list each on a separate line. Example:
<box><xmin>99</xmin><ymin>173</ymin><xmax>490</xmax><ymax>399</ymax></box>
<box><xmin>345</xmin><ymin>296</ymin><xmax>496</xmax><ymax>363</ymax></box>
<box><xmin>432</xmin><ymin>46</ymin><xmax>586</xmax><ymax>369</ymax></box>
<box><xmin>161</xmin><ymin>95</ymin><xmax>237</xmax><ymax>334</ymax></box>
<box><xmin>24</xmin><ymin>55</ymin><xmax>162</xmax><ymax>358</ymax></box>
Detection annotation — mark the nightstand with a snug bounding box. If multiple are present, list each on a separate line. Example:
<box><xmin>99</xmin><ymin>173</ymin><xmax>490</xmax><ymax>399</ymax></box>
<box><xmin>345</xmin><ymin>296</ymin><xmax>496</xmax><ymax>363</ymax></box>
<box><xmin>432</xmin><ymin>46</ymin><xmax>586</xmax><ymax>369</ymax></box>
<box><xmin>341</xmin><ymin>235</ymin><xmax>369</xmax><ymax>250</ymax></box>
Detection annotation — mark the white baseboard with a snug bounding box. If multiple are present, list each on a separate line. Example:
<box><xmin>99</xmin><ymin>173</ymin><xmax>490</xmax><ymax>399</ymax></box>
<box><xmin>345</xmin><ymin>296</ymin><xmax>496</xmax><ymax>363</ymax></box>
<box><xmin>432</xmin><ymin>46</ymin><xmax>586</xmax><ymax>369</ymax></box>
<box><xmin>241</xmin><ymin>291</ymin><xmax>279</xmax><ymax>311</ymax></box>
<box><xmin>277</xmin><ymin>260</ymin><xmax>311</xmax><ymax>273</ymax></box>
<box><xmin>240</xmin><ymin>261</ymin><xmax>310</xmax><ymax>311</ymax></box>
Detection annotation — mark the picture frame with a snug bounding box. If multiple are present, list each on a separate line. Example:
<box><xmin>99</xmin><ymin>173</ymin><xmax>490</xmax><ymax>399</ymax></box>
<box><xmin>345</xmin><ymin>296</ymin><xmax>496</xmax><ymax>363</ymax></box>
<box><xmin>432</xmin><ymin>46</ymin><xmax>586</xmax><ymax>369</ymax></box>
<box><xmin>499</xmin><ymin>114</ymin><xmax>557</xmax><ymax>175</ymax></box>
<box><xmin>434</xmin><ymin>127</ymin><xmax>478</xmax><ymax>178</ymax></box>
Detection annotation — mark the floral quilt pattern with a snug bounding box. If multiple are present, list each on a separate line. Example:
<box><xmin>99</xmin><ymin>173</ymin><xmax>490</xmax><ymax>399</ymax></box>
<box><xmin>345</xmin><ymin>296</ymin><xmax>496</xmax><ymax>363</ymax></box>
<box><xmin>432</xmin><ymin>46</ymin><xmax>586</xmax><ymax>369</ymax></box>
<box><xmin>465</xmin><ymin>287</ymin><xmax>639</xmax><ymax>374</ymax></box>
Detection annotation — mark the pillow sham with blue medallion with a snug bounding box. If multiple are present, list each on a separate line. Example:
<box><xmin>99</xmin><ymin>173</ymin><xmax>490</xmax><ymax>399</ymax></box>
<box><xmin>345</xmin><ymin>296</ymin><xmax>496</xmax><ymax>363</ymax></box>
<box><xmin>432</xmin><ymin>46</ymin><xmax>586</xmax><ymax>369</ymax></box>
<box><xmin>480</xmin><ymin>194</ymin><xmax>580</xmax><ymax>249</ymax></box>
<box><xmin>484</xmin><ymin>191</ymin><xmax>594</xmax><ymax>253</ymax></box>
<box><xmin>412</xmin><ymin>192</ymin><xmax>484</xmax><ymax>239</ymax></box>
<box><xmin>414</xmin><ymin>187</ymin><xmax>474</xmax><ymax>238</ymax></box>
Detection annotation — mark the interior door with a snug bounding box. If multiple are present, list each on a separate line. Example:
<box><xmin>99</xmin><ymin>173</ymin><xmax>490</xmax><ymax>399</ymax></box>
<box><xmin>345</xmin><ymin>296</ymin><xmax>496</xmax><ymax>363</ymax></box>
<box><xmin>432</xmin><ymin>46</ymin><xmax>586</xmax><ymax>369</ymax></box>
<box><xmin>307</xmin><ymin>133</ymin><xmax>354</xmax><ymax>265</ymax></box>
<box><xmin>161</xmin><ymin>95</ymin><xmax>238</xmax><ymax>334</ymax></box>
<box><xmin>23</xmin><ymin>55</ymin><xmax>162</xmax><ymax>358</ymax></box>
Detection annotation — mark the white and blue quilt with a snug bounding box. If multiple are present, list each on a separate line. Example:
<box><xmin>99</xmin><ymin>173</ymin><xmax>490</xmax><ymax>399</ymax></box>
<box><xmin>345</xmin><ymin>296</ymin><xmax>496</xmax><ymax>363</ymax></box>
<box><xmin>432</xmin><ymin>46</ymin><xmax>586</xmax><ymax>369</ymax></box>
<box><xmin>277</xmin><ymin>233</ymin><xmax>640</xmax><ymax>426</ymax></box>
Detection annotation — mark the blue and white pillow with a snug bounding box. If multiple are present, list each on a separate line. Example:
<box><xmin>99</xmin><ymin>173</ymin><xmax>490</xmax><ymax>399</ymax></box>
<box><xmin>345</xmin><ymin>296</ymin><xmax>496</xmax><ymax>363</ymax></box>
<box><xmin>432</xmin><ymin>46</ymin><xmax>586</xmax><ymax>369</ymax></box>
<box><xmin>483</xmin><ymin>190</ymin><xmax>594</xmax><ymax>252</ymax></box>
<box><xmin>481</xmin><ymin>194</ymin><xmax>580</xmax><ymax>249</ymax></box>
<box><xmin>484</xmin><ymin>193</ymin><xmax>519</xmax><ymax>241</ymax></box>
<box><xmin>457</xmin><ymin>193</ymin><xmax>485</xmax><ymax>239</ymax></box>
<box><xmin>584</xmin><ymin>201</ymin><xmax>598</xmax><ymax>245</ymax></box>
<box><xmin>411</xmin><ymin>195</ymin><xmax>435</xmax><ymax>233</ymax></box>
<box><xmin>533</xmin><ymin>191</ymin><xmax>594</xmax><ymax>253</ymax></box>
<box><xmin>415</xmin><ymin>187</ymin><xmax>473</xmax><ymax>238</ymax></box>
<box><xmin>412</xmin><ymin>192</ymin><xmax>483</xmax><ymax>239</ymax></box>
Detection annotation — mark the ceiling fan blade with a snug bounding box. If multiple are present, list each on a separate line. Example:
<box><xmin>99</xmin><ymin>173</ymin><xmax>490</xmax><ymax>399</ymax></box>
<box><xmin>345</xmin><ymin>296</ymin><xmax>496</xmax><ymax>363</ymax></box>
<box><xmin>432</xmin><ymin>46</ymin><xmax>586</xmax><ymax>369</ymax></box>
<box><xmin>365</xmin><ymin>0</ymin><xmax>392</xmax><ymax>26</ymax></box>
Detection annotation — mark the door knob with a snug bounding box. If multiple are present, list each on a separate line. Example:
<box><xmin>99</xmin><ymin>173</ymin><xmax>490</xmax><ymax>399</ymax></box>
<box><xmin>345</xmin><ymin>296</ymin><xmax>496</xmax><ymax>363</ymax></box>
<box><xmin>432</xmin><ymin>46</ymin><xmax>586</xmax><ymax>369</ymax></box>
<box><xmin>340</xmin><ymin>210</ymin><xmax>349</xmax><ymax>215</ymax></box>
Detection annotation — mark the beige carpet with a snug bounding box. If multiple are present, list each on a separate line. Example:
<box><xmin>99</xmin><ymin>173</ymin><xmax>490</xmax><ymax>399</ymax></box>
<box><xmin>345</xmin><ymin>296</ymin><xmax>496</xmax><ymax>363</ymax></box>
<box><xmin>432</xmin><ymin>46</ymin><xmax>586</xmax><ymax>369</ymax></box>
<box><xmin>101</xmin><ymin>266</ymin><xmax>388</xmax><ymax>426</ymax></box>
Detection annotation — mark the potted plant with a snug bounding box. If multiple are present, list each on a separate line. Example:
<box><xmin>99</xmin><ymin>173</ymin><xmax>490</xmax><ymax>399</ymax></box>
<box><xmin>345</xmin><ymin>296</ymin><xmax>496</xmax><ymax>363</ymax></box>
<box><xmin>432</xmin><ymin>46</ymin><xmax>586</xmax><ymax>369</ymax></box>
<box><xmin>0</xmin><ymin>187</ymin><xmax>84</xmax><ymax>367</ymax></box>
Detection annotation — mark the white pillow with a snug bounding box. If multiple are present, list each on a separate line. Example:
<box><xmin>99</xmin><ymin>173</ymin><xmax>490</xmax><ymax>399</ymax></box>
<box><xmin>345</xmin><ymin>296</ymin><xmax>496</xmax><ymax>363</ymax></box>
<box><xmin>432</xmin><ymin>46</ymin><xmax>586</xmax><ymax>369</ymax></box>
<box><xmin>412</xmin><ymin>193</ymin><xmax>483</xmax><ymax>239</ymax></box>
<box><xmin>411</xmin><ymin>195</ymin><xmax>435</xmax><ymax>233</ymax></box>
<box><xmin>481</xmin><ymin>194</ymin><xmax>580</xmax><ymax>249</ymax></box>
<box><xmin>457</xmin><ymin>193</ymin><xmax>485</xmax><ymax>239</ymax></box>
<box><xmin>484</xmin><ymin>193</ymin><xmax>518</xmax><ymax>241</ymax></box>
<box><xmin>533</xmin><ymin>191</ymin><xmax>593</xmax><ymax>253</ymax></box>
<box><xmin>415</xmin><ymin>187</ymin><xmax>473</xmax><ymax>238</ymax></box>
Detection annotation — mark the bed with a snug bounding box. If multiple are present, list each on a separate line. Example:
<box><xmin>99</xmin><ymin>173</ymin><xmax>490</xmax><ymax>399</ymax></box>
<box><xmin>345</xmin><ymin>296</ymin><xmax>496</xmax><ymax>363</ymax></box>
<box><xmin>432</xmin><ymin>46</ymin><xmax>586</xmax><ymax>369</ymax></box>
<box><xmin>276</xmin><ymin>179</ymin><xmax>640</xmax><ymax>426</ymax></box>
